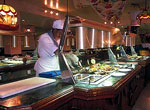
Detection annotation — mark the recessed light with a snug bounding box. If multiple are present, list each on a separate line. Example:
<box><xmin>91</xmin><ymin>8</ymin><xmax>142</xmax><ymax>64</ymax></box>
<box><xmin>56</xmin><ymin>13</ymin><xmax>59</xmax><ymax>16</ymax></box>
<box><xmin>44</xmin><ymin>10</ymin><xmax>48</xmax><ymax>13</ymax></box>
<box><xmin>50</xmin><ymin>11</ymin><xmax>53</xmax><ymax>14</ymax></box>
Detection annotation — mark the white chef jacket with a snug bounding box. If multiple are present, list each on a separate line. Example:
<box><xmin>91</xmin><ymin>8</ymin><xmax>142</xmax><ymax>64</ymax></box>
<box><xmin>34</xmin><ymin>32</ymin><xmax>60</xmax><ymax>77</ymax></box>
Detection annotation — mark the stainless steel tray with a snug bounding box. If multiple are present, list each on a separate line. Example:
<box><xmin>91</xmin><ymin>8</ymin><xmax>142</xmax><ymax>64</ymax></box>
<box><xmin>78</xmin><ymin>74</ymin><xmax>111</xmax><ymax>85</ymax></box>
<box><xmin>74</xmin><ymin>73</ymin><xmax>89</xmax><ymax>81</ymax></box>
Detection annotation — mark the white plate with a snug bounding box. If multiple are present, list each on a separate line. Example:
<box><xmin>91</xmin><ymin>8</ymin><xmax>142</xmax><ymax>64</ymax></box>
<box><xmin>102</xmin><ymin>81</ymin><xmax>113</xmax><ymax>86</ymax></box>
<box><xmin>112</xmin><ymin>72</ymin><xmax>126</xmax><ymax>77</ymax></box>
<box><xmin>118</xmin><ymin>68</ymin><xmax>132</xmax><ymax>72</ymax></box>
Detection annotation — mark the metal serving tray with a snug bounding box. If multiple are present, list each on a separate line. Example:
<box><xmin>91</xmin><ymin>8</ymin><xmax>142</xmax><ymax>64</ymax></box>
<box><xmin>74</xmin><ymin>73</ymin><xmax>89</xmax><ymax>81</ymax></box>
<box><xmin>78</xmin><ymin>74</ymin><xmax>111</xmax><ymax>85</ymax></box>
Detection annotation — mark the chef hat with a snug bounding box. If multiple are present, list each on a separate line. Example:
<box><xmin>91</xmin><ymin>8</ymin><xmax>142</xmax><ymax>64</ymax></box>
<box><xmin>52</xmin><ymin>19</ymin><xmax>64</xmax><ymax>29</ymax></box>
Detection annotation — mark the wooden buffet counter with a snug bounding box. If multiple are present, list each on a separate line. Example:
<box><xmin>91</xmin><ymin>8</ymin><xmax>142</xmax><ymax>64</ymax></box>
<box><xmin>73</xmin><ymin>64</ymin><xmax>143</xmax><ymax>110</ymax></box>
<box><xmin>118</xmin><ymin>57</ymin><xmax>150</xmax><ymax>86</ymax></box>
<box><xmin>0</xmin><ymin>58</ymin><xmax>149</xmax><ymax>110</ymax></box>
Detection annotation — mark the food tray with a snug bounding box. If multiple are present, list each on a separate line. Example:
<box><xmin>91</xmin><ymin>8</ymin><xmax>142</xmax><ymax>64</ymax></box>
<box><xmin>79</xmin><ymin>74</ymin><xmax>111</xmax><ymax>85</ymax></box>
<box><xmin>2</xmin><ymin>60</ymin><xmax>23</xmax><ymax>64</ymax></box>
<box><xmin>81</xmin><ymin>75</ymin><xmax>103</xmax><ymax>83</ymax></box>
<box><xmin>74</xmin><ymin>73</ymin><xmax>89</xmax><ymax>81</ymax></box>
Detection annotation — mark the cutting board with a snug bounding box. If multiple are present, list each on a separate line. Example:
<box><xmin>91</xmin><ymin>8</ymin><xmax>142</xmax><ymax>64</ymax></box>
<box><xmin>0</xmin><ymin>77</ymin><xmax>56</xmax><ymax>98</ymax></box>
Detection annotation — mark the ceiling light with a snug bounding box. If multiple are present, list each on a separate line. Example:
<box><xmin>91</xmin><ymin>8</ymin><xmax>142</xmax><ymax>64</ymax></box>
<box><xmin>136</xmin><ymin>0</ymin><xmax>150</xmax><ymax>21</ymax></box>
<box><xmin>44</xmin><ymin>10</ymin><xmax>48</xmax><ymax>13</ymax></box>
<box><xmin>56</xmin><ymin>0</ymin><xmax>59</xmax><ymax>9</ymax></box>
<box><xmin>56</xmin><ymin>12</ymin><xmax>59</xmax><ymax>16</ymax></box>
<box><xmin>44</xmin><ymin>0</ymin><xmax>47</xmax><ymax>5</ymax></box>
<box><xmin>50</xmin><ymin>0</ymin><xmax>53</xmax><ymax>8</ymax></box>
<box><xmin>136</xmin><ymin>10</ymin><xmax>150</xmax><ymax>20</ymax></box>
<box><xmin>50</xmin><ymin>11</ymin><xmax>53</xmax><ymax>14</ymax></box>
<box><xmin>7</xmin><ymin>12</ymin><xmax>13</xmax><ymax>16</ymax></box>
<box><xmin>0</xmin><ymin>4</ymin><xmax>18</xmax><ymax>30</ymax></box>
<box><xmin>26</xmin><ymin>28</ymin><xmax>31</xmax><ymax>32</ymax></box>
<box><xmin>0</xmin><ymin>11</ymin><xmax>6</xmax><ymax>15</ymax></box>
<box><xmin>104</xmin><ymin>22</ymin><xmax>107</xmax><ymax>24</ymax></box>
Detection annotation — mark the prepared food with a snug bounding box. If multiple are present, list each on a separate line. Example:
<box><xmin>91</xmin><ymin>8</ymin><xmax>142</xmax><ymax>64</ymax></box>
<box><xmin>2</xmin><ymin>60</ymin><xmax>23</xmax><ymax>64</ymax></box>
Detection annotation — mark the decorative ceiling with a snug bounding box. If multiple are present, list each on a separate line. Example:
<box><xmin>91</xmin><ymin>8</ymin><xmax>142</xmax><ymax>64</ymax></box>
<box><xmin>73</xmin><ymin>0</ymin><xmax>127</xmax><ymax>22</ymax></box>
<box><xmin>73</xmin><ymin>0</ymin><xmax>150</xmax><ymax>26</ymax></box>
<box><xmin>0</xmin><ymin>0</ymin><xmax>150</xmax><ymax>27</ymax></box>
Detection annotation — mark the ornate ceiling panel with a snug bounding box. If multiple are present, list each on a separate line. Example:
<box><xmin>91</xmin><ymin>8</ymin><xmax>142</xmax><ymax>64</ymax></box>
<box><xmin>73</xmin><ymin>0</ymin><xmax>127</xmax><ymax>21</ymax></box>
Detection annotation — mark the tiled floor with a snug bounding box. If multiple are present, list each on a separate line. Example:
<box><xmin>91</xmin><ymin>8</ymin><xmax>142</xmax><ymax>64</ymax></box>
<box><xmin>132</xmin><ymin>83</ymin><xmax>150</xmax><ymax>110</ymax></box>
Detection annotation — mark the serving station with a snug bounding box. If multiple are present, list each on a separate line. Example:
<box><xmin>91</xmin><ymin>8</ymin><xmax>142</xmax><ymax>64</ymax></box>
<box><xmin>0</xmin><ymin>58</ymin><xmax>148</xmax><ymax>110</ymax></box>
<box><xmin>0</xmin><ymin>17</ymin><xmax>150</xmax><ymax>110</ymax></box>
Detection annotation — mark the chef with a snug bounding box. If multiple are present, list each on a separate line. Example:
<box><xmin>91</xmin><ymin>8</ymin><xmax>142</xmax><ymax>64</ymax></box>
<box><xmin>34</xmin><ymin>19</ymin><xmax>64</xmax><ymax>77</ymax></box>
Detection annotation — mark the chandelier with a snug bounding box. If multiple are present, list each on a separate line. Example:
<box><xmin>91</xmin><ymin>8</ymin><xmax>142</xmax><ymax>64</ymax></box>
<box><xmin>136</xmin><ymin>0</ymin><xmax>150</xmax><ymax>21</ymax></box>
<box><xmin>0</xmin><ymin>0</ymin><xmax>18</xmax><ymax>30</ymax></box>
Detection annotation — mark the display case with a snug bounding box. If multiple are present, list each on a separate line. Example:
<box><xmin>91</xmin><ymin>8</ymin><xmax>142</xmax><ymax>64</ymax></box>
<box><xmin>0</xmin><ymin>59</ymin><xmax>36</xmax><ymax>84</ymax></box>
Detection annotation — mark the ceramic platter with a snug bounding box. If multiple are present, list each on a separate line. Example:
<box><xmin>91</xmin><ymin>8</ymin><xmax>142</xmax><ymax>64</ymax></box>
<box><xmin>111</xmin><ymin>72</ymin><xmax>126</xmax><ymax>77</ymax></box>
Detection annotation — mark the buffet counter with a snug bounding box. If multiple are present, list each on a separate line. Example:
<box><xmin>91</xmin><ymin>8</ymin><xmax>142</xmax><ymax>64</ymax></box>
<box><xmin>73</xmin><ymin>64</ymin><xmax>143</xmax><ymax>110</ymax></box>
<box><xmin>0</xmin><ymin>59</ymin><xmax>148</xmax><ymax>110</ymax></box>
<box><xmin>117</xmin><ymin>56</ymin><xmax>150</xmax><ymax>86</ymax></box>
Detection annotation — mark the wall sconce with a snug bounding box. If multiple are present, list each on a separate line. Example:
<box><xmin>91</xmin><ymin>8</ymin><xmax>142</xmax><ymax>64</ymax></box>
<box><xmin>12</xmin><ymin>35</ymin><xmax>17</xmax><ymax>48</ymax></box>
<box><xmin>23</xmin><ymin>25</ymin><xmax>35</xmax><ymax>33</ymax></box>
<box><xmin>0</xmin><ymin>35</ymin><xmax>4</xmax><ymax>47</ymax></box>
<box><xmin>24</xmin><ymin>36</ymin><xmax>30</xmax><ymax>47</ymax></box>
